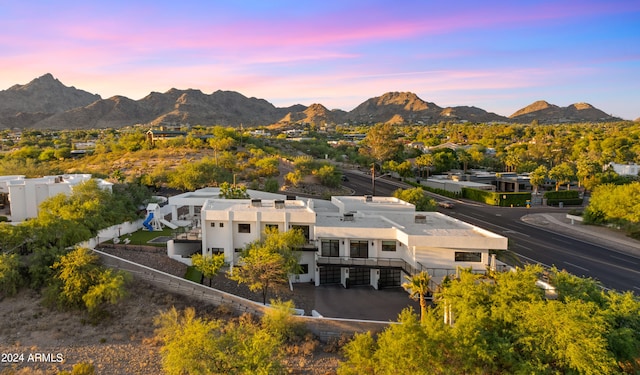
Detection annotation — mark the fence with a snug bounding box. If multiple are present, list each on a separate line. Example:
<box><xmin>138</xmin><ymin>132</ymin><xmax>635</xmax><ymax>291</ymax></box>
<box><xmin>94</xmin><ymin>249</ymin><xmax>391</xmax><ymax>342</ymax></box>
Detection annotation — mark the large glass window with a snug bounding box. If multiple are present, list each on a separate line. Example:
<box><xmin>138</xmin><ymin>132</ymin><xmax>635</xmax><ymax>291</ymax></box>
<box><xmin>455</xmin><ymin>252</ymin><xmax>482</xmax><ymax>262</ymax></box>
<box><xmin>238</xmin><ymin>223</ymin><xmax>251</xmax><ymax>233</ymax></box>
<box><xmin>350</xmin><ymin>240</ymin><xmax>369</xmax><ymax>258</ymax></box>
<box><xmin>381</xmin><ymin>240</ymin><xmax>396</xmax><ymax>252</ymax></box>
<box><xmin>321</xmin><ymin>240</ymin><xmax>340</xmax><ymax>257</ymax></box>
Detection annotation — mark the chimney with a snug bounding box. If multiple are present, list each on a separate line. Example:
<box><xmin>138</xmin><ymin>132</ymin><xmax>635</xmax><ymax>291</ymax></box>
<box><xmin>251</xmin><ymin>199</ymin><xmax>262</xmax><ymax>207</ymax></box>
<box><xmin>365</xmin><ymin>195</ymin><xmax>373</xmax><ymax>202</ymax></box>
<box><xmin>415</xmin><ymin>214</ymin><xmax>427</xmax><ymax>224</ymax></box>
<box><xmin>343</xmin><ymin>212</ymin><xmax>355</xmax><ymax>221</ymax></box>
<box><xmin>274</xmin><ymin>200</ymin><xmax>285</xmax><ymax>209</ymax></box>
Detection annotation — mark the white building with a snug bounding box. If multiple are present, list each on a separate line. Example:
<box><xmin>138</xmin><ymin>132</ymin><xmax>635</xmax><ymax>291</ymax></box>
<box><xmin>167</xmin><ymin>188</ymin><xmax>508</xmax><ymax>289</ymax></box>
<box><xmin>607</xmin><ymin>162</ymin><xmax>640</xmax><ymax>176</ymax></box>
<box><xmin>0</xmin><ymin>174</ymin><xmax>113</xmax><ymax>222</ymax></box>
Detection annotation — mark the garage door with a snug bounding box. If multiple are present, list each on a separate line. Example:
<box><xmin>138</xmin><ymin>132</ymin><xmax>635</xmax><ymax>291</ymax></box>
<box><xmin>378</xmin><ymin>269</ymin><xmax>401</xmax><ymax>288</ymax></box>
<box><xmin>349</xmin><ymin>268</ymin><xmax>370</xmax><ymax>286</ymax></box>
<box><xmin>319</xmin><ymin>266</ymin><xmax>341</xmax><ymax>285</ymax></box>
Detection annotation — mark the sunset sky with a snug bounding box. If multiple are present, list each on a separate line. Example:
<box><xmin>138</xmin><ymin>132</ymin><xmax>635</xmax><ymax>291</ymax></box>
<box><xmin>1</xmin><ymin>1</ymin><xmax>639</xmax><ymax>119</ymax></box>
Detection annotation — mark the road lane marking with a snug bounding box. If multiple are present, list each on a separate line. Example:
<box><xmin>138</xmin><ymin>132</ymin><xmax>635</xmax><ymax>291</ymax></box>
<box><xmin>634</xmin><ymin>286</ymin><xmax>640</xmax><ymax>291</ymax></box>
<box><xmin>563</xmin><ymin>262</ymin><xmax>589</xmax><ymax>272</ymax></box>
<box><xmin>515</xmin><ymin>244</ymin><xmax>533</xmax><ymax>251</ymax></box>
<box><xmin>609</xmin><ymin>255</ymin><xmax>639</xmax><ymax>264</ymax></box>
<box><xmin>504</xmin><ymin>230</ymin><xmax>530</xmax><ymax>237</ymax></box>
<box><xmin>552</xmin><ymin>237</ymin><xmax>573</xmax><ymax>245</ymax></box>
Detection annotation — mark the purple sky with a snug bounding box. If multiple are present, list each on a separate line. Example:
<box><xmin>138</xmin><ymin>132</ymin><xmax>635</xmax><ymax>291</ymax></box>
<box><xmin>1</xmin><ymin>1</ymin><xmax>639</xmax><ymax>119</ymax></box>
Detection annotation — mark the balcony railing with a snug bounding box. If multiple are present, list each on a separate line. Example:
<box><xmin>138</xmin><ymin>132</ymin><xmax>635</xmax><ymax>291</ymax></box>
<box><xmin>316</xmin><ymin>255</ymin><xmax>498</xmax><ymax>280</ymax></box>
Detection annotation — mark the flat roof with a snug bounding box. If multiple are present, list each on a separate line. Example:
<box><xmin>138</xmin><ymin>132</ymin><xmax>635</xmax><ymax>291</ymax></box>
<box><xmin>204</xmin><ymin>198</ymin><xmax>309</xmax><ymax>212</ymax></box>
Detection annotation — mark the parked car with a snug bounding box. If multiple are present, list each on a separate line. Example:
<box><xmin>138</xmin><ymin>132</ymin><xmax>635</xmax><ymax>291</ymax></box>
<box><xmin>438</xmin><ymin>201</ymin><xmax>455</xmax><ymax>209</ymax></box>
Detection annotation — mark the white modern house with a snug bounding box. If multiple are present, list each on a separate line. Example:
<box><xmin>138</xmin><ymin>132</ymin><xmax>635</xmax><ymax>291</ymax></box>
<box><xmin>607</xmin><ymin>162</ymin><xmax>640</xmax><ymax>176</ymax></box>
<box><xmin>0</xmin><ymin>174</ymin><xmax>113</xmax><ymax>222</ymax></box>
<box><xmin>167</xmin><ymin>188</ymin><xmax>508</xmax><ymax>289</ymax></box>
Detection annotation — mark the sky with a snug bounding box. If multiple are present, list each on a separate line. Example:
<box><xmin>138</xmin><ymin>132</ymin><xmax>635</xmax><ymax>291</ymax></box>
<box><xmin>1</xmin><ymin>0</ymin><xmax>639</xmax><ymax>119</ymax></box>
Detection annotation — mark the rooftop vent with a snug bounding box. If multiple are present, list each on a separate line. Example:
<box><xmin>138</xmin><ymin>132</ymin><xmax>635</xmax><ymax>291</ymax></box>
<box><xmin>415</xmin><ymin>214</ymin><xmax>427</xmax><ymax>224</ymax></box>
<box><xmin>286</xmin><ymin>195</ymin><xmax>296</xmax><ymax>200</ymax></box>
<box><xmin>365</xmin><ymin>195</ymin><xmax>373</xmax><ymax>202</ymax></box>
<box><xmin>343</xmin><ymin>212</ymin><xmax>355</xmax><ymax>221</ymax></box>
<box><xmin>274</xmin><ymin>200</ymin><xmax>285</xmax><ymax>209</ymax></box>
<box><xmin>251</xmin><ymin>199</ymin><xmax>262</xmax><ymax>207</ymax></box>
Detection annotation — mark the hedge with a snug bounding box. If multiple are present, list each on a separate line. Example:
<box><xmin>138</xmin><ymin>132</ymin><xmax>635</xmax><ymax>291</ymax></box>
<box><xmin>546</xmin><ymin>198</ymin><xmax>584</xmax><ymax>206</ymax></box>
<box><xmin>543</xmin><ymin>190</ymin><xmax>580</xmax><ymax>199</ymax></box>
<box><xmin>462</xmin><ymin>188</ymin><xmax>531</xmax><ymax>207</ymax></box>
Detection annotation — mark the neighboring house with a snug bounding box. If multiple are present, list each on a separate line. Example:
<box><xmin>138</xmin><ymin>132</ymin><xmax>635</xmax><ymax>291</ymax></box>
<box><xmin>606</xmin><ymin>162</ymin><xmax>640</xmax><ymax>176</ymax></box>
<box><xmin>0</xmin><ymin>174</ymin><xmax>113</xmax><ymax>222</ymax></box>
<box><xmin>166</xmin><ymin>188</ymin><xmax>508</xmax><ymax>289</ymax></box>
<box><xmin>145</xmin><ymin>129</ymin><xmax>188</xmax><ymax>144</ymax></box>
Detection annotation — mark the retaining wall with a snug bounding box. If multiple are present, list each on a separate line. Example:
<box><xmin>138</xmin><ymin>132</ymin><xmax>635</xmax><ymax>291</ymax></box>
<box><xmin>94</xmin><ymin>250</ymin><xmax>390</xmax><ymax>342</ymax></box>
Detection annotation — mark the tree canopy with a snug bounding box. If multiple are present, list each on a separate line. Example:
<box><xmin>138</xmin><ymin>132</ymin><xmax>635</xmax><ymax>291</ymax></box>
<box><xmin>339</xmin><ymin>265</ymin><xmax>640</xmax><ymax>374</ymax></box>
<box><xmin>229</xmin><ymin>228</ymin><xmax>305</xmax><ymax>304</ymax></box>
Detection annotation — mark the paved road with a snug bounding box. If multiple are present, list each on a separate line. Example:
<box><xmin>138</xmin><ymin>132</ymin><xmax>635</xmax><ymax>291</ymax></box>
<box><xmin>339</xmin><ymin>170</ymin><xmax>640</xmax><ymax>293</ymax></box>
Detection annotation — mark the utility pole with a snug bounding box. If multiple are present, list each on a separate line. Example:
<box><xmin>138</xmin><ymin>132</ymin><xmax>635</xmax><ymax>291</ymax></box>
<box><xmin>371</xmin><ymin>163</ymin><xmax>376</xmax><ymax>196</ymax></box>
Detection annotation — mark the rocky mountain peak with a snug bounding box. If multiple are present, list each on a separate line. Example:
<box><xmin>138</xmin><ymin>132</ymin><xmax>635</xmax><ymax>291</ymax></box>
<box><xmin>0</xmin><ymin>73</ymin><xmax>101</xmax><ymax>116</ymax></box>
<box><xmin>571</xmin><ymin>102</ymin><xmax>594</xmax><ymax>110</ymax></box>
<box><xmin>376</xmin><ymin>91</ymin><xmax>431</xmax><ymax>111</ymax></box>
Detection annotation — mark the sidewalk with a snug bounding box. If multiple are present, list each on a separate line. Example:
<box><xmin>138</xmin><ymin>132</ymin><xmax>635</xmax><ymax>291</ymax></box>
<box><xmin>521</xmin><ymin>213</ymin><xmax>640</xmax><ymax>257</ymax></box>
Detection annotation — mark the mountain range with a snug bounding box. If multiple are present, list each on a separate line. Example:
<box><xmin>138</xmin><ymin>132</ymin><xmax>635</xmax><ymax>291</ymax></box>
<box><xmin>0</xmin><ymin>74</ymin><xmax>626</xmax><ymax>130</ymax></box>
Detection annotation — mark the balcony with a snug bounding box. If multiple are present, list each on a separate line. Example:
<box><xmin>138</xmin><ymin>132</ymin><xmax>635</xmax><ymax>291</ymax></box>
<box><xmin>316</xmin><ymin>255</ymin><xmax>418</xmax><ymax>274</ymax></box>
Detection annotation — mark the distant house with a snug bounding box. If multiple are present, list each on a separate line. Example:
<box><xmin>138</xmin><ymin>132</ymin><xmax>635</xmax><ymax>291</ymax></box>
<box><xmin>146</xmin><ymin>129</ymin><xmax>188</xmax><ymax>144</ymax></box>
<box><xmin>606</xmin><ymin>162</ymin><xmax>640</xmax><ymax>176</ymax></box>
<box><xmin>0</xmin><ymin>174</ymin><xmax>113</xmax><ymax>222</ymax></box>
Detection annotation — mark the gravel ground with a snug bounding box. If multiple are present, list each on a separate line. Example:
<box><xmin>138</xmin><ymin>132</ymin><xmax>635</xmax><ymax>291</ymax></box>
<box><xmin>0</xmin><ymin>245</ymin><xmax>340</xmax><ymax>375</ymax></box>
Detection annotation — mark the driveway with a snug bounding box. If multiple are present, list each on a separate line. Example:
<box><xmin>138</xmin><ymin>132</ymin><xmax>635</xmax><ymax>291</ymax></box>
<box><xmin>312</xmin><ymin>285</ymin><xmax>421</xmax><ymax>321</ymax></box>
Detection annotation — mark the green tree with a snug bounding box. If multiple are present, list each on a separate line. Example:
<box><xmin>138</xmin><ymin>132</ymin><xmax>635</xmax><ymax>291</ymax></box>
<box><xmin>529</xmin><ymin>165</ymin><xmax>548</xmax><ymax>195</ymax></box>
<box><xmin>392</xmin><ymin>187</ymin><xmax>436</xmax><ymax>211</ymax></box>
<box><xmin>154</xmin><ymin>307</ymin><xmax>285</xmax><ymax>375</ymax></box>
<box><xmin>415</xmin><ymin>153</ymin><xmax>433</xmax><ymax>179</ymax></box>
<box><xmin>549</xmin><ymin>162</ymin><xmax>575</xmax><ymax>191</ymax></box>
<box><xmin>456</xmin><ymin>148</ymin><xmax>472</xmax><ymax>173</ymax></box>
<box><xmin>48</xmin><ymin>247</ymin><xmax>130</xmax><ymax>315</ymax></box>
<box><xmin>208</xmin><ymin>128</ymin><xmax>235</xmax><ymax>166</ymax></box>
<box><xmin>340</xmin><ymin>265</ymin><xmax>637</xmax><ymax>374</ymax></box>
<box><xmin>219</xmin><ymin>181</ymin><xmax>249</xmax><ymax>199</ymax></box>
<box><xmin>401</xmin><ymin>271</ymin><xmax>432</xmax><ymax>324</ymax></box>
<box><xmin>576</xmin><ymin>158</ymin><xmax>600</xmax><ymax>190</ymax></box>
<box><xmin>585</xmin><ymin>182</ymin><xmax>640</xmax><ymax>224</ymax></box>
<box><xmin>359</xmin><ymin>123</ymin><xmax>401</xmax><ymax>164</ymax></box>
<box><xmin>191</xmin><ymin>253</ymin><xmax>225</xmax><ymax>287</ymax></box>
<box><xmin>0</xmin><ymin>252</ymin><xmax>22</xmax><ymax>297</ymax></box>
<box><xmin>229</xmin><ymin>228</ymin><xmax>305</xmax><ymax>304</ymax></box>
<box><xmin>431</xmin><ymin>148</ymin><xmax>458</xmax><ymax>173</ymax></box>
<box><xmin>315</xmin><ymin>164</ymin><xmax>340</xmax><ymax>188</ymax></box>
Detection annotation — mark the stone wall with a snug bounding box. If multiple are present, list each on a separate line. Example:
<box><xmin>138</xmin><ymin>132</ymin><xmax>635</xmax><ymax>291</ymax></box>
<box><xmin>94</xmin><ymin>250</ymin><xmax>390</xmax><ymax>342</ymax></box>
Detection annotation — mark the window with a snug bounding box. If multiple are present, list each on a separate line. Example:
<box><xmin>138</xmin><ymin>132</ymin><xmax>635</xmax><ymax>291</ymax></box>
<box><xmin>297</xmin><ymin>264</ymin><xmax>309</xmax><ymax>274</ymax></box>
<box><xmin>350</xmin><ymin>240</ymin><xmax>368</xmax><ymax>258</ymax></box>
<box><xmin>211</xmin><ymin>248</ymin><xmax>224</xmax><ymax>254</ymax></box>
<box><xmin>291</xmin><ymin>225</ymin><xmax>310</xmax><ymax>242</ymax></box>
<box><xmin>381</xmin><ymin>240</ymin><xmax>396</xmax><ymax>252</ymax></box>
<box><xmin>321</xmin><ymin>240</ymin><xmax>340</xmax><ymax>257</ymax></box>
<box><xmin>219</xmin><ymin>223</ymin><xmax>224</xmax><ymax>228</ymax></box>
<box><xmin>210</xmin><ymin>222</ymin><xmax>215</xmax><ymax>227</ymax></box>
<box><xmin>234</xmin><ymin>248</ymin><xmax>243</xmax><ymax>253</ymax></box>
<box><xmin>455</xmin><ymin>252</ymin><xmax>482</xmax><ymax>262</ymax></box>
<box><xmin>238</xmin><ymin>223</ymin><xmax>251</xmax><ymax>233</ymax></box>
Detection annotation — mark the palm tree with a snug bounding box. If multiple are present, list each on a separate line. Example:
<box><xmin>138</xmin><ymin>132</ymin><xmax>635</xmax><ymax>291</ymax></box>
<box><xmin>402</xmin><ymin>271</ymin><xmax>432</xmax><ymax>324</ymax></box>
